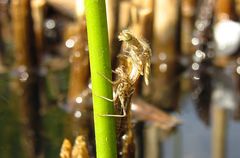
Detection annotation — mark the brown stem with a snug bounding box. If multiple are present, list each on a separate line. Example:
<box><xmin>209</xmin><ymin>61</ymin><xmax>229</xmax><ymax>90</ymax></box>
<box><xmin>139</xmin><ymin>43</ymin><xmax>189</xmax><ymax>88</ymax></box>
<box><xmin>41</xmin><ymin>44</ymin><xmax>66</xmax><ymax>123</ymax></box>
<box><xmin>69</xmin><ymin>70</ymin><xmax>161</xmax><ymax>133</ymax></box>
<box><xmin>126</xmin><ymin>0</ymin><xmax>153</xmax><ymax>94</ymax></box>
<box><xmin>236</xmin><ymin>0</ymin><xmax>240</xmax><ymax>18</ymax></box>
<box><xmin>31</xmin><ymin>0</ymin><xmax>46</xmax><ymax>60</ymax></box>
<box><xmin>11</xmin><ymin>0</ymin><xmax>43</xmax><ymax>157</ymax></box>
<box><xmin>215</xmin><ymin>0</ymin><xmax>235</xmax><ymax>21</ymax></box>
<box><xmin>118</xmin><ymin>1</ymin><xmax>131</xmax><ymax>31</ymax></box>
<box><xmin>66</xmin><ymin>21</ymin><xmax>89</xmax><ymax>108</ymax></box>
<box><xmin>0</xmin><ymin>16</ymin><xmax>4</xmax><ymax>67</ymax></box>
<box><xmin>180</xmin><ymin>0</ymin><xmax>196</xmax><ymax>55</ymax></box>
<box><xmin>212</xmin><ymin>106</ymin><xmax>227</xmax><ymax>158</ymax></box>
<box><xmin>106</xmin><ymin>0</ymin><xmax>120</xmax><ymax>58</ymax></box>
<box><xmin>213</xmin><ymin>0</ymin><xmax>236</xmax><ymax>66</ymax></box>
<box><xmin>65</xmin><ymin>4</ymin><xmax>95</xmax><ymax>155</ymax></box>
<box><xmin>143</xmin><ymin>0</ymin><xmax>179</xmax><ymax>110</ymax></box>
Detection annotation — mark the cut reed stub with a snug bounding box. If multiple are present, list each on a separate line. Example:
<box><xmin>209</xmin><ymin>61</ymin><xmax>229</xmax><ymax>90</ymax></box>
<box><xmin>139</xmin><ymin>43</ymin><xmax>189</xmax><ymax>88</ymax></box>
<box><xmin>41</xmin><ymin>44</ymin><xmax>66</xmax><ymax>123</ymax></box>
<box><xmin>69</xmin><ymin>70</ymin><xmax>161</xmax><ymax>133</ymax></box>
<box><xmin>60</xmin><ymin>139</ymin><xmax>72</xmax><ymax>158</ymax></box>
<box><xmin>59</xmin><ymin>136</ymin><xmax>90</xmax><ymax>158</ymax></box>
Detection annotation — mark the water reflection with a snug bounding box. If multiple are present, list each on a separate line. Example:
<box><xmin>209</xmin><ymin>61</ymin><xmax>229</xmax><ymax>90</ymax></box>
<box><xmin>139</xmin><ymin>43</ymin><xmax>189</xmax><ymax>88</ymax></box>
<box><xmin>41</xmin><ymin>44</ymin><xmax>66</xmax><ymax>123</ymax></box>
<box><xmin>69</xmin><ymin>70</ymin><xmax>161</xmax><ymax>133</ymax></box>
<box><xmin>75</xmin><ymin>96</ymin><xmax>83</xmax><ymax>104</ymax></box>
<box><xmin>159</xmin><ymin>63</ymin><xmax>168</xmax><ymax>73</ymax></box>
<box><xmin>65</xmin><ymin>38</ymin><xmax>75</xmax><ymax>49</ymax></box>
<box><xmin>163</xmin><ymin>94</ymin><xmax>240</xmax><ymax>158</ymax></box>
<box><xmin>74</xmin><ymin>110</ymin><xmax>82</xmax><ymax>118</ymax></box>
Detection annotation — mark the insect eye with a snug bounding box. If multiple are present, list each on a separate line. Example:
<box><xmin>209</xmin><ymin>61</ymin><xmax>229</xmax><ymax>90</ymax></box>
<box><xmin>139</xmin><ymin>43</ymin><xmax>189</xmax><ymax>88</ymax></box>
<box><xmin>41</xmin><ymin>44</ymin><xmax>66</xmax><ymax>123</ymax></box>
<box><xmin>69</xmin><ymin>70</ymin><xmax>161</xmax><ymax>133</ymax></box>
<box><xmin>125</xmin><ymin>34</ymin><xmax>131</xmax><ymax>41</ymax></box>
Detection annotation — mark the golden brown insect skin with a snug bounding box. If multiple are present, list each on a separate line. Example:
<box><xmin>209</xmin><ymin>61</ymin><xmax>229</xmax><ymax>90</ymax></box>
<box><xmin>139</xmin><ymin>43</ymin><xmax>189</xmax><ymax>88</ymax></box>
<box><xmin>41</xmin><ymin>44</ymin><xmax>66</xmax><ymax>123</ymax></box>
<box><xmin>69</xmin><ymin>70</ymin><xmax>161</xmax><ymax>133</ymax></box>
<box><xmin>114</xmin><ymin>66</ymin><xmax>135</xmax><ymax>106</ymax></box>
<box><xmin>99</xmin><ymin>65</ymin><xmax>135</xmax><ymax>117</ymax></box>
<box><xmin>118</xmin><ymin>30</ymin><xmax>143</xmax><ymax>52</ymax></box>
<box><xmin>98</xmin><ymin>65</ymin><xmax>135</xmax><ymax>157</ymax></box>
<box><xmin>100</xmin><ymin>30</ymin><xmax>151</xmax><ymax>117</ymax></box>
<box><xmin>118</xmin><ymin>29</ymin><xmax>151</xmax><ymax>85</ymax></box>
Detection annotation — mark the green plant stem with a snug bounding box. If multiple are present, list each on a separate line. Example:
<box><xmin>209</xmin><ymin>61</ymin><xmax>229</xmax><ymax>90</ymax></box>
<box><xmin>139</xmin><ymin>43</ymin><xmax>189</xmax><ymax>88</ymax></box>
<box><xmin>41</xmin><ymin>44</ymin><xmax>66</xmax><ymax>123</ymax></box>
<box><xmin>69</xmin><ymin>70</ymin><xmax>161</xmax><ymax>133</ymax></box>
<box><xmin>84</xmin><ymin>0</ymin><xmax>117</xmax><ymax>158</ymax></box>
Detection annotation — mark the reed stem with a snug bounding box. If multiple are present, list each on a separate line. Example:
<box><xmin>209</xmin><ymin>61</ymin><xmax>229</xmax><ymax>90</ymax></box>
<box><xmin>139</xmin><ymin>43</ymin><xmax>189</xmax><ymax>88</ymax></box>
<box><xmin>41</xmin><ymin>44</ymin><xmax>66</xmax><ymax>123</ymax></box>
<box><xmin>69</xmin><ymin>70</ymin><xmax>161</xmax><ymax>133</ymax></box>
<box><xmin>84</xmin><ymin>0</ymin><xmax>117</xmax><ymax>157</ymax></box>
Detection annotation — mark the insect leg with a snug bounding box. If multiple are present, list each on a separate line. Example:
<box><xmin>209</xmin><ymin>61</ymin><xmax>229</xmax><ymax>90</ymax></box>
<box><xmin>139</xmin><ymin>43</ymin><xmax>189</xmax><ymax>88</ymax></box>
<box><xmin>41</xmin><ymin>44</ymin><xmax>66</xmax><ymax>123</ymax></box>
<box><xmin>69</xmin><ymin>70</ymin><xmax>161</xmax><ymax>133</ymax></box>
<box><xmin>100</xmin><ymin>101</ymin><xmax>126</xmax><ymax>117</ymax></box>
<box><xmin>144</xmin><ymin>62</ymin><xmax>150</xmax><ymax>86</ymax></box>
<box><xmin>98</xmin><ymin>95</ymin><xmax>127</xmax><ymax>118</ymax></box>
<box><xmin>100</xmin><ymin>113</ymin><xmax>126</xmax><ymax>118</ymax></box>
<box><xmin>120</xmin><ymin>102</ymin><xmax>127</xmax><ymax>117</ymax></box>
<box><xmin>97</xmin><ymin>72</ymin><xmax>115</xmax><ymax>84</ymax></box>
<box><xmin>92</xmin><ymin>92</ymin><xmax>114</xmax><ymax>102</ymax></box>
<box><xmin>93</xmin><ymin>92</ymin><xmax>126</xmax><ymax>117</ymax></box>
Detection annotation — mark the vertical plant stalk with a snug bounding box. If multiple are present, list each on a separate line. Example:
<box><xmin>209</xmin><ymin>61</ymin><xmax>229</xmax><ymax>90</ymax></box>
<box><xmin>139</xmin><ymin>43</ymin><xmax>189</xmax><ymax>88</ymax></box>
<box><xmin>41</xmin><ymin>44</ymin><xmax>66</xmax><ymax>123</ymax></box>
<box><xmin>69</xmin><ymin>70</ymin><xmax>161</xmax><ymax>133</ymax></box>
<box><xmin>66</xmin><ymin>1</ymin><xmax>94</xmax><ymax>153</ymax></box>
<box><xmin>84</xmin><ymin>0</ymin><xmax>117</xmax><ymax>158</ymax></box>
<box><xmin>0</xmin><ymin>2</ymin><xmax>10</xmax><ymax>68</ymax></box>
<box><xmin>144</xmin><ymin>0</ymin><xmax>179</xmax><ymax>157</ymax></box>
<box><xmin>213</xmin><ymin>0</ymin><xmax>234</xmax><ymax>67</ymax></box>
<box><xmin>129</xmin><ymin>0</ymin><xmax>153</xmax><ymax>93</ymax></box>
<box><xmin>212</xmin><ymin>106</ymin><xmax>227</xmax><ymax>158</ymax></box>
<box><xmin>143</xmin><ymin>0</ymin><xmax>179</xmax><ymax>110</ymax></box>
<box><xmin>118</xmin><ymin>1</ymin><xmax>131</xmax><ymax>30</ymax></box>
<box><xmin>0</xmin><ymin>18</ymin><xmax>4</xmax><ymax>68</ymax></box>
<box><xmin>180</xmin><ymin>0</ymin><xmax>196</xmax><ymax>55</ymax></box>
<box><xmin>67</xmin><ymin>2</ymin><xmax>89</xmax><ymax>111</ymax></box>
<box><xmin>11</xmin><ymin>0</ymin><xmax>42</xmax><ymax>157</ymax></box>
<box><xmin>31</xmin><ymin>0</ymin><xmax>46</xmax><ymax>60</ymax></box>
<box><xmin>106</xmin><ymin>0</ymin><xmax>120</xmax><ymax>61</ymax></box>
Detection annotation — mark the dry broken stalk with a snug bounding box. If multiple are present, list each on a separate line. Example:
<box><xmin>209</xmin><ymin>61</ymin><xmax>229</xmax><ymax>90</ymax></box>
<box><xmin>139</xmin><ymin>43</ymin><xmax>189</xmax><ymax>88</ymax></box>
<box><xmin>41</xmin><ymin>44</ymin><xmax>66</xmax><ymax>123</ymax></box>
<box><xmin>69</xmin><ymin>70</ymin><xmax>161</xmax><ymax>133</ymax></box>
<box><xmin>60</xmin><ymin>136</ymin><xmax>90</xmax><ymax>158</ymax></box>
<box><xmin>67</xmin><ymin>1</ymin><xmax>89</xmax><ymax>111</ymax></box>
<box><xmin>211</xmin><ymin>1</ymin><xmax>233</xmax><ymax>158</ymax></box>
<box><xmin>31</xmin><ymin>0</ymin><xmax>46</xmax><ymax>60</ymax></box>
<box><xmin>212</xmin><ymin>106</ymin><xmax>227</xmax><ymax>158</ymax></box>
<box><xmin>143</xmin><ymin>0</ymin><xmax>179</xmax><ymax>110</ymax></box>
<box><xmin>72</xmin><ymin>136</ymin><xmax>90</xmax><ymax>158</ymax></box>
<box><xmin>11</xmin><ymin>0</ymin><xmax>43</xmax><ymax>157</ymax></box>
<box><xmin>131</xmin><ymin>0</ymin><xmax>154</xmax><ymax>42</ymax></box>
<box><xmin>106</xmin><ymin>0</ymin><xmax>120</xmax><ymax>58</ymax></box>
<box><xmin>142</xmin><ymin>1</ymin><xmax>179</xmax><ymax>157</ymax></box>
<box><xmin>213</xmin><ymin>0</ymin><xmax>235</xmax><ymax>67</ymax></box>
<box><xmin>180</xmin><ymin>0</ymin><xmax>196</xmax><ymax>55</ymax></box>
<box><xmin>64</xmin><ymin>1</ymin><xmax>95</xmax><ymax>154</ymax></box>
<box><xmin>60</xmin><ymin>139</ymin><xmax>72</xmax><ymax>158</ymax></box>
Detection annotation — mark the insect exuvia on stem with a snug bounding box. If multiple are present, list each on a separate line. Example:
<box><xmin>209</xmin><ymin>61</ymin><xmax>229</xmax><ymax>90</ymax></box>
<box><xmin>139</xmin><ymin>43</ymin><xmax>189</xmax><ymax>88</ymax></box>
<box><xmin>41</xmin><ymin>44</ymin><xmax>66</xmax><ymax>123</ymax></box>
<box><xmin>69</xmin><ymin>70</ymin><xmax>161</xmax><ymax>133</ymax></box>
<box><xmin>95</xmin><ymin>29</ymin><xmax>151</xmax><ymax>117</ymax></box>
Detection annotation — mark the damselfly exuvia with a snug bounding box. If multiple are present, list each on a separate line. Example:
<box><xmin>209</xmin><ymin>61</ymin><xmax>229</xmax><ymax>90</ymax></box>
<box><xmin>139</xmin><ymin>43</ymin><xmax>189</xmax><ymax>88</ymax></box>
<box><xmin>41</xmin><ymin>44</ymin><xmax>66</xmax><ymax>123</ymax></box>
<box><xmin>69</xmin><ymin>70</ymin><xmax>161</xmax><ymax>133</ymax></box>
<box><xmin>118</xmin><ymin>29</ymin><xmax>152</xmax><ymax>85</ymax></box>
<box><xmin>95</xmin><ymin>29</ymin><xmax>151</xmax><ymax>117</ymax></box>
<box><xmin>97</xmin><ymin>65</ymin><xmax>135</xmax><ymax>117</ymax></box>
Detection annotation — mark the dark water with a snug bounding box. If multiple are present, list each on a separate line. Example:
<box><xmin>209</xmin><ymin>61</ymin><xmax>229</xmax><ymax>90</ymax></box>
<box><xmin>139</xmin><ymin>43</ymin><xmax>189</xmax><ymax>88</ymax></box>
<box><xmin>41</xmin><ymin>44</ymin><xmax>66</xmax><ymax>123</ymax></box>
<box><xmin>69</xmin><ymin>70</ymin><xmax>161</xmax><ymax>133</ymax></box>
<box><xmin>163</xmin><ymin>94</ymin><xmax>240</xmax><ymax>158</ymax></box>
<box><xmin>0</xmin><ymin>72</ymin><xmax>70</xmax><ymax>158</ymax></box>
